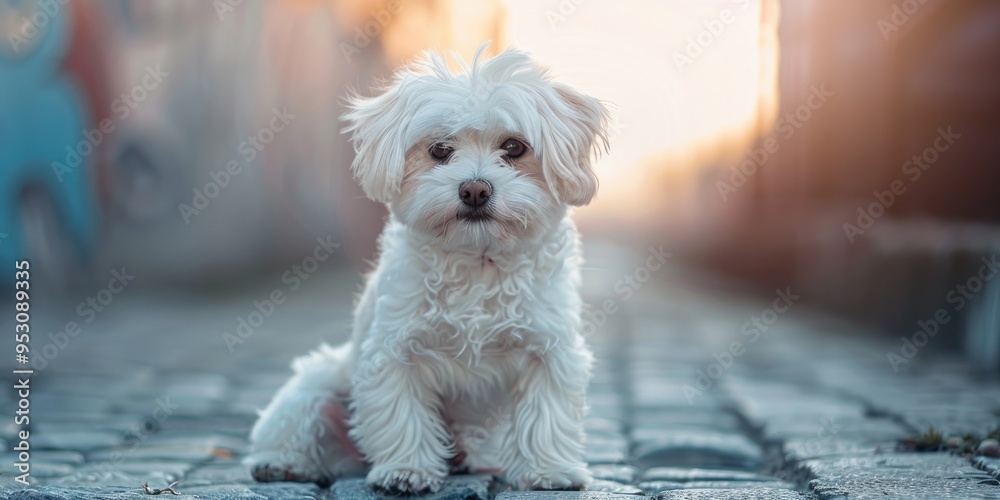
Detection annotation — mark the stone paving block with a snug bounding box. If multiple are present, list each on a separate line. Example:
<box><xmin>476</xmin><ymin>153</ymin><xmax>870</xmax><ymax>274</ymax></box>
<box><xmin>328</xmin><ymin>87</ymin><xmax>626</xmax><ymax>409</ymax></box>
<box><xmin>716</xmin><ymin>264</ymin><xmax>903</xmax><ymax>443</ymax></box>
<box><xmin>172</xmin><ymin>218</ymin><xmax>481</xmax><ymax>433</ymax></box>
<box><xmin>141</xmin><ymin>431</ymin><xmax>249</xmax><ymax>456</ymax></box>
<box><xmin>0</xmin><ymin>485</ymin><xmax>148</xmax><ymax>499</ymax></box>
<box><xmin>584</xmin><ymin>417</ymin><xmax>625</xmax><ymax>436</ymax></box>
<box><xmin>810</xmin><ymin>477</ymin><xmax>1000</xmax><ymax>499</ymax></box>
<box><xmin>155</xmin><ymin>415</ymin><xmax>256</xmax><ymax>437</ymax></box>
<box><xmin>33</xmin><ymin>374</ymin><xmax>136</xmax><ymax>396</ymax></box>
<box><xmin>653</xmin><ymin>488</ymin><xmax>813</xmax><ymax>499</ymax></box>
<box><xmin>161</xmin><ymin>377</ymin><xmax>231</xmax><ymax>409</ymax></box>
<box><xmin>230</xmin><ymin>390</ymin><xmax>280</xmax><ymax>416</ymax></box>
<box><xmin>586</xmin><ymin>434</ymin><xmax>629</xmax><ymax>452</ymax></box>
<box><xmin>588</xmin><ymin>393</ymin><xmax>626</xmax><ymax>409</ymax></box>
<box><xmin>758</xmin><ymin>416</ymin><xmax>910</xmax><ymax>442</ymax></box>
<box><xmin>88</xmin><ymin>444</ymin><xmax>218</xmax><ymax>463</ymax></box>
<box><xmin>630</xmin><ymin>381</ymin><xmax>726</xmax><ymax>410</ymax></box>
<box><xmin>51</xmin><ymin>467</ymin><xmax>182</xmax><ymax>488</ymax></box>
<box><xmin>130</xmin><ymin>400</ymin><xmax>222</xmax><ymax>417</ymax></box>
<box><xmin>630</xmin><ymin>429</ymin><xmax>763</xmax><ymax>469</ymax></box>
<box><xmin>974</xmin><ymin>456</ymin><xmax>1000</xmax><ymax>479</ymax></box>
<box><xmin>29</xmin><ymin>410</ymin><xmax>138</xmax><ymax>423</ymax></box>
<box><xmin>638</xmin><ymin>467</ymin><xmax>777</xmax><ymax>483</ymax></box>
<box><xmin>588</xmin><ymin>464</ymin><xmax>638</xmax><ymax>484</ymax></box>
<box><xmin>29</xmin><ymin>395</ymin><xmax>115</xmax><ymax>414</ymax></box>
<box><xmin>234</xmin><ymin>372</ymin><xmax>287</xmax><ymax>391</ymax></box>
<box><xmin>31</xmin><ymin>414</ymin><xmax>154</xmax><ymax>435</ymax></box>
<box><xmin>496</xmin><ymin>492</ymin><xmax>645</xmax><ymax>500</ymax></box>
<box><xmin>585</xmin><ymin>448</ymin><xmax>629</xmax><ymax>465</ymax></box>
<box><xmin>32</xmin><ymin>431</ymin><xmax>122</xmax><ymax>452</ymax></box>
<box><xmin>631</xmin><ymin>408</ymin><xmax>743</xmax><ymax>431</ymax></box>
<box><xmin>12</xmin><ymin>460</ymin><xmax>76</xmax><ymax>479</ymax></box>
<box><xmin>0</xmin><ymin>476</ymin><xmax>31</xmax><ymax>489</ymax></box>
<box><xmin>805</xmin><ymin>453</ymin><xmax>1000</xmax><ymax>499</ymax></box>
<box><xmin>55</xmin><ymin>460</ymin><xmax>194</xmax><ymax>488</ymax></box>
<box><xmin>583</xmin><ymin>479</ymin><xmax>643</xmax><ymax>495</ymax></box>
<box><xmin>0</xmin><ymin>451</ymin><xmax>85</xmax><ymax>466</ymax></box>
<box><xmin>804</xmin><ymin>453</ymin><xmax>987</xmax><ymax>481</ymax></box>
<box><xmin>0</xmin><ymin>474</ymin><xmax>37</xmax><ymax>487</ymax></box>
<box><xmin>586</xmin><ymin>404</ymin><xmax>626</xmax><ymax>422</ymax></box>
<box><xmin>730</xmin><ymin>391</ymin><xmax>867</xmax><ymax>424</ymax></box>
<box><xmin>161</xmin><ymin>373</ymin><xmax>231</xmax><ymax>391</ymax></box>
<box><xmin>331</xmin><ymin>475</ymin><xmax>492</xmax><ymax>499</ymax></box>
<box><xmin>589</xmin><ymin>374</ymin><xmax>620</xmax><ymax>388</ymax></box>
<box><xmin>782</xmin><ymin>437</ymin><xmax>893</xmax><ymax>462</ymax></box>
<box><xmin>185</xmin><ymin>482</ymin><xmax>322</xmax><ymax>499</ymax></box>
<box><xmin>640</xmin><ymin>480</ymin><xmax>798</xmax><ymax>494</ymax></box>
<box><xmin>0</xmin><ymin>387</ymin><xmax>13</xmax><ymax>405</ymax></box>
<box><xmin>589</xmin><ymin>373</ymin><xmax>620</xmax><ymax>389</ymax></box>
<box><xmin>182</xmin><ymin>461</ymin><xmax>256</xmax><ymax>485</ymax></box>
<box><xmin>585</xmin><ymin>434</ymin><xmax>630</xmax><ymax>464</ymax></box>
<box><xmin>628</xmin><ymin>354</ymin><xmax>704</xmax><ymax>370</ymax></box>
<box><xmin>0</xmin><ymin>418</ymin><xmax>16</xmax><ymax>441</ymax></box>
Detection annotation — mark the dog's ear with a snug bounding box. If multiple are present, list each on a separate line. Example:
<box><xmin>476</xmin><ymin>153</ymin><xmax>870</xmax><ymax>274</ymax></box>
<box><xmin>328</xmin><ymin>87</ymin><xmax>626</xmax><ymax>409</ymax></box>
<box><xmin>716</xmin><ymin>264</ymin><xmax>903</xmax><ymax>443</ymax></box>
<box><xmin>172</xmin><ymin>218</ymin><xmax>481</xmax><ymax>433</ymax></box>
<box><xmin>538</xmin><ymin>83</ymin><xmax>611</xmax><ymax>206</ymax></box>
<box><xmin>341</xmin><ymin>78</ymin><xmax>414</xmax><ymax>204</ymax></box>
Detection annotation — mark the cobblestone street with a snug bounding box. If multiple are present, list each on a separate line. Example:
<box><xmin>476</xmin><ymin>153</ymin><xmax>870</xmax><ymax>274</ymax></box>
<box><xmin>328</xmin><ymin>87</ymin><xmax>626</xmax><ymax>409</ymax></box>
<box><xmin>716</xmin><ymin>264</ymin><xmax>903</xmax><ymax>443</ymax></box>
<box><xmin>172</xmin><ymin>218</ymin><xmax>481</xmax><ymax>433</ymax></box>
<box><xmin>2</xmin><ymin>250</ymin><xmax>1000</xmax><ymax>499</ymax></box>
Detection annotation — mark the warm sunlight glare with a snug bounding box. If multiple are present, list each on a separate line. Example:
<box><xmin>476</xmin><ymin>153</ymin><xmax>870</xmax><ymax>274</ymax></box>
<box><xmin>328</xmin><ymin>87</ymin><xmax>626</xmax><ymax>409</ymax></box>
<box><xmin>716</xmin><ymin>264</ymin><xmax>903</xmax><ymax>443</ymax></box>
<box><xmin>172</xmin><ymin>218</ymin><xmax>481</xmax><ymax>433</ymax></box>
<box><xmin>501</xmin><ymin>0</ymin><xmax>779</xmax><ymax>220</ymax></box>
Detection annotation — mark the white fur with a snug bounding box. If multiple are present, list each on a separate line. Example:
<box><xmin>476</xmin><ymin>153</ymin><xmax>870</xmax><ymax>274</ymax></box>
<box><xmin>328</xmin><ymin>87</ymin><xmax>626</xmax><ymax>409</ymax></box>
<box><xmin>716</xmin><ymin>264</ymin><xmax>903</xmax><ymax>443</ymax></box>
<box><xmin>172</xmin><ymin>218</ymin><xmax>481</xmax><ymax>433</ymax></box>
<box><xmin>246</xmin><ymin>47</ymin><xmax>609</xmax><ymax>493</ymax></box>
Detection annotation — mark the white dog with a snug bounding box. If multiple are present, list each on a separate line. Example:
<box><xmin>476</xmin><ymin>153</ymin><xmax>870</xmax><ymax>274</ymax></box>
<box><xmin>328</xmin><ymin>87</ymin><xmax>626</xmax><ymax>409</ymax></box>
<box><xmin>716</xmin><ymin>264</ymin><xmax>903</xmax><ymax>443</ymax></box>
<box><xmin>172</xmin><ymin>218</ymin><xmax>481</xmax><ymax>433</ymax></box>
<box><xmin>245</xmin><ymin>48</ymin><xmax>610</xmax><ymax>494</ymax></box>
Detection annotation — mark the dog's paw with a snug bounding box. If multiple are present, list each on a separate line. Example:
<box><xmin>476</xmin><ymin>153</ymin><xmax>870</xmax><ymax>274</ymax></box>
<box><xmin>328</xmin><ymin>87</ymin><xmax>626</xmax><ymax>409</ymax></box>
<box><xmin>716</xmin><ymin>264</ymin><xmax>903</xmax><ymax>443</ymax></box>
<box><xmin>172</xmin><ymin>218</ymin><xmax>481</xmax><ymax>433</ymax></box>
<box><xmin>244</xmin><ymin>451</ymin><xmax>332</xmax><ymax>488</ymax></box>
<box><xmin>516</xmin><ymin>465</ymin><xmax>591</xmax><ymax>490</ymax></box>
<box><xmin>366</xmin><ymin>465</ymin><xmax>446</xmax><ymax>495</ymax></box>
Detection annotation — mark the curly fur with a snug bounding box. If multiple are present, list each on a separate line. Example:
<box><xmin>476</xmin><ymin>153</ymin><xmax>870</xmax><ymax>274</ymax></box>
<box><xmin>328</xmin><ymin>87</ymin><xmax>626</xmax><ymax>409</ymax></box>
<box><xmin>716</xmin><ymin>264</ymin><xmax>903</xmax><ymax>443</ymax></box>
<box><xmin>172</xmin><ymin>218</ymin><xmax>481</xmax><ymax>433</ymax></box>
<box><xmin>246</xmin><ymin>47</ymin><xmax>610</xmax><ymax>493</ymax></box>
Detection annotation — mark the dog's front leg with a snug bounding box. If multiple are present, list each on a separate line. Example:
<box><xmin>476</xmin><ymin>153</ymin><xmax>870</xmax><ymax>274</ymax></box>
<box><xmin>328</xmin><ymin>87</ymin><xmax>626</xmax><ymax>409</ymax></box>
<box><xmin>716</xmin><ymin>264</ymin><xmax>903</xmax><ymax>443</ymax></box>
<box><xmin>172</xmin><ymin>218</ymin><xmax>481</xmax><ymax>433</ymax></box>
<box><xmin>349</xmin><ymin>348</ymin><xmax>451</xmax><ymax>494</ymax></box>
<box><xmin>500</xmin><ymin>345</ymin><xmax>593</xmax><ymax>490</ymax></box>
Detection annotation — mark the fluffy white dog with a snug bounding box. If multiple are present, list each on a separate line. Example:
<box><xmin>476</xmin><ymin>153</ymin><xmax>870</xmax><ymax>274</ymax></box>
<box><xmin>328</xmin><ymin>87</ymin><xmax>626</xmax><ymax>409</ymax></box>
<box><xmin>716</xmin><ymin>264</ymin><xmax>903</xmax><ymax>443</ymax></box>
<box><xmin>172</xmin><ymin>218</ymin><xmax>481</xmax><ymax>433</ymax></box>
<box><xmin>245</xmin><ymin>48</ymin><xmax>610</xmax><ymax>494</ymax></box>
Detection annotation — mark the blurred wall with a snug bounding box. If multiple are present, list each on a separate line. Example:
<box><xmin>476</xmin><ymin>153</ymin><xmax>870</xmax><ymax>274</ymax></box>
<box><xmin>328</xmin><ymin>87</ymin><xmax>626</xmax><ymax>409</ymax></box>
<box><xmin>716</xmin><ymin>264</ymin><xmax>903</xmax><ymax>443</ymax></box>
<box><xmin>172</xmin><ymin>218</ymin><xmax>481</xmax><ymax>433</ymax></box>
<box><xmin>1</xmin><ymin>0</ymin><xmax>505</xmax><ymax>291</ymax></box>
<box><xmin>693</xmin><ymin>0</ymin><xmax>1000</xmax><ymax>365</ymax></box>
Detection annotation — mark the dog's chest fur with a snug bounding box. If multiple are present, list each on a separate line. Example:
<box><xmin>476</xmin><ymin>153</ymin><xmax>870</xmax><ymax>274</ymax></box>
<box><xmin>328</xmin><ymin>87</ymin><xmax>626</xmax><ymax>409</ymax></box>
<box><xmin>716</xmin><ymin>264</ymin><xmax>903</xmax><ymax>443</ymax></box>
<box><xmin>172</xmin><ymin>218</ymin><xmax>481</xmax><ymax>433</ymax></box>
<box><xmin>370</xmin><ymin>218</ymin><xmax>582</xmax><ymax>382</ymax></box>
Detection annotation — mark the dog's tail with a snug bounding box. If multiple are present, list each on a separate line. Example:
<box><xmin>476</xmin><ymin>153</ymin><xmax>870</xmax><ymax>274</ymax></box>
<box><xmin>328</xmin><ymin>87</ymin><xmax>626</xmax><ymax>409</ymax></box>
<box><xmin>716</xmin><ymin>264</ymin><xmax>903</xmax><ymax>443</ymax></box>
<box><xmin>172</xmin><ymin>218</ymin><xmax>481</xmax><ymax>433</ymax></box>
<box><xmin>247</xmin><ymin>341</ymin><xmax>366</xmax><ymax>483</ymax></box>
<box><xmin>290</xmin><ymin>341</ymin><xmax>356</xmax><ymax>398</ymax></box>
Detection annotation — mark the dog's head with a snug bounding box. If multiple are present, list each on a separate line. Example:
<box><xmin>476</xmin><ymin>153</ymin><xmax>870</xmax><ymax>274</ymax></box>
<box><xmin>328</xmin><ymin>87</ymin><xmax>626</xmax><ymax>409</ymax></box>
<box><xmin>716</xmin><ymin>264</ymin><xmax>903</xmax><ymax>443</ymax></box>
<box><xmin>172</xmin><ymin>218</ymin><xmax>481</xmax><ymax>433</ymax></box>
<box><xmin>342</xmin><ymin>48</ymin><xmax>610</xmax><ymax>249</ymax></box>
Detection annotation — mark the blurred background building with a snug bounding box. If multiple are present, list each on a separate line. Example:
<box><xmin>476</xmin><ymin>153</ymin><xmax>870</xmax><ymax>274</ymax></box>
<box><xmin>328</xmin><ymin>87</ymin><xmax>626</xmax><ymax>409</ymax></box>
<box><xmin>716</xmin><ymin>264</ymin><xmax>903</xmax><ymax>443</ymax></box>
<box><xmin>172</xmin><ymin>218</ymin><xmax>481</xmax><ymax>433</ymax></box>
<box><xmin>2</xmin><ymin>0</ymin><xmax>999</xmax><ymax>365</ymax></box>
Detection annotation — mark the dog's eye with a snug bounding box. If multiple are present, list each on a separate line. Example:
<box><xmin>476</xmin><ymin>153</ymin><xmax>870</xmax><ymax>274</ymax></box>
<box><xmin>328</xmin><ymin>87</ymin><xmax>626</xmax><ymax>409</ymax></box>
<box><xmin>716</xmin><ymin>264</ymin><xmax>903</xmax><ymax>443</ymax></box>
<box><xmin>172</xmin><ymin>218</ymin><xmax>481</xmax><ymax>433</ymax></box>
<box><xmin>501</xmin><ymin>138</ymin><xmax>527</xmax><ymax>160</ymax></box>
<box><xmin>429</xmin><ymin>143</ymin><xmax>454</xmax><ymax>160</ymax></box>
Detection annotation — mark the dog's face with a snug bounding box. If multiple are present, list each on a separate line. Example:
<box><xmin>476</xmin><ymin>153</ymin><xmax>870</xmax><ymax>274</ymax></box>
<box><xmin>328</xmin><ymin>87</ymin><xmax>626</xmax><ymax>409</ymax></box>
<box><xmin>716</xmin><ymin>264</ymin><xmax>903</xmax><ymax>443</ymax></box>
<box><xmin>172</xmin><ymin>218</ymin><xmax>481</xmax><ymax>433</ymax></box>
<box><xmin>342</xmin><ymin>49</ymin><xmax>610</xmax><ymax>249</ymax></box>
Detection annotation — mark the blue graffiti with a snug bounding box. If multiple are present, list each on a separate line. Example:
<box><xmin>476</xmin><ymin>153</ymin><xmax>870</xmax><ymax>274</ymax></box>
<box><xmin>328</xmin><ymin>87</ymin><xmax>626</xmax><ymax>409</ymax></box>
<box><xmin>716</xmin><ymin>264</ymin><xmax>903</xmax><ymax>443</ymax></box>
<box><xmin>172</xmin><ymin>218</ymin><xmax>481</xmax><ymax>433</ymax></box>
<box><xmin>0</xmin><ymin>1</ymin><xmax>97</xmax><ymax>268</ymax></box>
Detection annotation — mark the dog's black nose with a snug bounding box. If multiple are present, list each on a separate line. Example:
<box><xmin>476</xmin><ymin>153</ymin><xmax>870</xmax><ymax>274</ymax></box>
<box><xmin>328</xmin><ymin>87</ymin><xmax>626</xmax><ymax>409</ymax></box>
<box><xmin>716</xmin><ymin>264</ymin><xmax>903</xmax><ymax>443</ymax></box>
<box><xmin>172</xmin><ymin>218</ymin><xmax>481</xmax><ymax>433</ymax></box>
<box><xmin>459</xmin><ymin>180</ymin><xmax>492</xmax><ymax>207</ymax></box>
